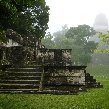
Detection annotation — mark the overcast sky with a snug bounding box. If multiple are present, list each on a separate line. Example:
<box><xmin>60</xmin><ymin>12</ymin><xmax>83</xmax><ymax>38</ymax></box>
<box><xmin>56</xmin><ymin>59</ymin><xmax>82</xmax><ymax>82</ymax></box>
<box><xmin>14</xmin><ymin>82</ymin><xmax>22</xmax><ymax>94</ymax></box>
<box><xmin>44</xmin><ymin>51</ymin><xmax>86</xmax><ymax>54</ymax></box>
<box><xmin>45</xmin><ymin>0</ymin><xmax>109</xmax><ymax>33</ymax></box>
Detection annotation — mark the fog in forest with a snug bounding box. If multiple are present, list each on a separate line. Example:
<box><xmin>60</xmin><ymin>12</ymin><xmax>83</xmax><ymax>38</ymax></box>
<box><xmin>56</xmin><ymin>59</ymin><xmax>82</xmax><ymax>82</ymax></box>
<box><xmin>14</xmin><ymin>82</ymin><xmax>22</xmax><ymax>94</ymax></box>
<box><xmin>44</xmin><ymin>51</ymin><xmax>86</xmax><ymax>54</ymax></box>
<box><xmin>0</xmin><ymin>1</ymin><xmax>109</xmax><ymax>108</ymax></box>
<box><xmin>44</xmin><ymin>0</ymin><xmax>109</xmax><ymax>65</ymax></box>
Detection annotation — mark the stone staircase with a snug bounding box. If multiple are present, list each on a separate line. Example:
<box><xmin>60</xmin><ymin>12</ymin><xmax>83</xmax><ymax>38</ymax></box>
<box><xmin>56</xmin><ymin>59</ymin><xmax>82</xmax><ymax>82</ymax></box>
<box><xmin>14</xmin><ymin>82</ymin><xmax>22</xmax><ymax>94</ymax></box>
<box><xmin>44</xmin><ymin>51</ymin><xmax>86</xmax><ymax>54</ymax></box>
<box><xmin>0</xmin><ymin>65</ymin><xmax>103</xmax><ymax>94</ymax></box>
<box><xmin>85</xmin><ymin>73</ymin><xmax>103</xmax><ymax>88</ymax></box>
<box><xmin>0</xmin><ymin>65</ymin><xmax>44</xmax><ymax>94</ymax></box>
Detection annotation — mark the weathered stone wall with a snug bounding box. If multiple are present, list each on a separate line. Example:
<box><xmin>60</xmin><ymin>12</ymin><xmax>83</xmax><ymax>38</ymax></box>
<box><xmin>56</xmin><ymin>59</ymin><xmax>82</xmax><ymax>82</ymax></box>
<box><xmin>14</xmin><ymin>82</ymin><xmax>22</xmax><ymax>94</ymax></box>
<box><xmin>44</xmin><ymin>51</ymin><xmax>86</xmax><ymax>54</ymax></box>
<box><xmin>44</xmin><ymin>66</ymin><xmax>86</xmax><ymax>86</ymax></box>
<box><xmin>0</xmin><ymin>46</ymin><xmax>35</xmax><ymax>66</ymax></box>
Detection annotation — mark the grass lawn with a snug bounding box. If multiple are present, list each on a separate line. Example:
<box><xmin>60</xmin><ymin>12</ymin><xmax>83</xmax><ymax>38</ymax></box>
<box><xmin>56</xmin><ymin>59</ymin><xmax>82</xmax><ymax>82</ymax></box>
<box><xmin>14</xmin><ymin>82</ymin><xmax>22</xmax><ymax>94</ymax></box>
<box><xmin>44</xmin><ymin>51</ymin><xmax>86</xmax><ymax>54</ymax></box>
<box><xmin>0</xmin><ymin>65</ymin><xmax>109</xmax><ymax>109</ymax></box>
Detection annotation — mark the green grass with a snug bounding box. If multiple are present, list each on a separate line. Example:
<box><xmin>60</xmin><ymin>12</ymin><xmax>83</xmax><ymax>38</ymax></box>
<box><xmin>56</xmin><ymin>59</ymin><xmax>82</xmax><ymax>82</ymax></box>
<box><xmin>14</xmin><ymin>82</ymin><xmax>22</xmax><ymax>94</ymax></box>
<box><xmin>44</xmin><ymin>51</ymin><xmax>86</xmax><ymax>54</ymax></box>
<box><xmin>0</xmin><ymin>65</ymin><xmax>109</xmax><ymax>109</ymax></box>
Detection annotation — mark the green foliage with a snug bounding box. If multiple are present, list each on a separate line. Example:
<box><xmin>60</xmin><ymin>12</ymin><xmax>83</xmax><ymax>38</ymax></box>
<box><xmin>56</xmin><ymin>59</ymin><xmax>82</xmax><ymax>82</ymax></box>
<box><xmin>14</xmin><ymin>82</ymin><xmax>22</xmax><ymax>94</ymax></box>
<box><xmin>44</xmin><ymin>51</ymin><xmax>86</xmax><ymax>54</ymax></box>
<box><xmin>65</xmin><ymin>25</ymin><xmax>96</xmax><ymax>65</ymax></box>
<box><xmin>84</xmin><ymin>41</ymin><xmax>97</xmax><ymax>54</ymax></box>
<box><xmin>94</xmin><ymin>32</ymin><xmax>109</xmax><ymax>54</ymax></box>
<box><xmin>0</xmin><ymin>0</ymin><xmax>35</xmax><ymax>30</ymax></box>
<box><xmin>98</xmin><ymin>32</ymin><xmax>109</xmax><ymax>44</ymax></box>
<box><xmin>42</xmin><ymin>32</ymin><xmax>54</xmax><ymax>48</ymax></box>
<box><xmin>42</xmin><ymin>25</ymin><xmax>97</xmax><ymax>65</ymax></box>
<box><xmin>53</xmin><ymin>24</ymin><xmax>69</xmax><ymax>44</ymax></box>
<box><xmin>55</xmin><ymin>37</ymin><xmax>73</xmax><ymax>49</ymax></box>
<box><xmin>13</xmin><ymin>0</ymin><xmax>49</xmax><ymax>39</ymax></box>
<box><xmin>0</xmin><ymin>29</ymin><xmax>7</xmax><ymax>43</ymax></box>
<box><xmin>0</xmin><ymin>65</ymin><xmax>109</xmax><ymax>109</ymax></box>
<box><xmin>65</xmin><ymin>24</ymin><xmax>96</xmax><ymax>40</ymax></box>
<box><xmin>0</xmin><ymin>0</ymin><xmax>49</xmax><ymax>43</ymax></box>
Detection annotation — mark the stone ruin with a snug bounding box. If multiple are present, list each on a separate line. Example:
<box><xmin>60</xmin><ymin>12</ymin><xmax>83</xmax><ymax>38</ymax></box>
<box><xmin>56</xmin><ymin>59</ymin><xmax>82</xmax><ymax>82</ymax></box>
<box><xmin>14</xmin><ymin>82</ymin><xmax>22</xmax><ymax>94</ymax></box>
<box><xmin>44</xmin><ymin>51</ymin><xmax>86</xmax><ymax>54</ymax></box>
<box><xmin>0</xmin><ymin>29</ymin><xmax>103</xmax><ymax>94</ymax></box>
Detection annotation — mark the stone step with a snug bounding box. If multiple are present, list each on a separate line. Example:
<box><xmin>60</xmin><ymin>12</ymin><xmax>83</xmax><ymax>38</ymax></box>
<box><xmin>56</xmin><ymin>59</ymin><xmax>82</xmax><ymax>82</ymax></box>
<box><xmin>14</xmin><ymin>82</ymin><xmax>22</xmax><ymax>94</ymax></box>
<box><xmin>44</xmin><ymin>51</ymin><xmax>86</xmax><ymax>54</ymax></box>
<box><xmin>85</xmin><ymin>81</ymin><xmax>103</xmax><ymax>88</ymax></box>
<box><xmin>85</xmin><ymin>73</ymin><xmax>90</xmax><ymax>76</ymax></box>
<box><xmin>6</xmin><ymin>68</ymin><xmax>43</xmax><ymax>72</ymax></box>
<box><xmin>0</xmin><ymin>76</ymin><xmax>41</xmax><ymax>80</ymax></box>
<box><xmin>0</xmin><ymin>84</ymin><xmax>39</xmax><ymax>89</ymax></box>
<box><xmin>85</xmin><ymin>75</ymin><xmax>93</xmax><ymax>78</ymax></box>
<box><xmin>10</xmin><ymin>65</ymin><xmax>42</xmax><ymax>68</ymax></box>
<box><xmin>0</xmin><ymin>65</ymin><xmax>44</xmax><ymax>94</ymax></box>
<box><xmin>0</xmin><ymin>80</ymin><xmax>40</xmax><ymax>84</ymax></box>
<box><xmin>0</xmin><ymin>89</ymin><xmax>39</xmax><ymax>94</ymax></box>
<box><xmin>85</xmin><ymin>79</ymin><xmax>96</xmax><ymax>82</ymax></box>
<box><xmin>0</xmin><ymin>72</ymin><xmax>42</xmax><ymax>76</ymax></box>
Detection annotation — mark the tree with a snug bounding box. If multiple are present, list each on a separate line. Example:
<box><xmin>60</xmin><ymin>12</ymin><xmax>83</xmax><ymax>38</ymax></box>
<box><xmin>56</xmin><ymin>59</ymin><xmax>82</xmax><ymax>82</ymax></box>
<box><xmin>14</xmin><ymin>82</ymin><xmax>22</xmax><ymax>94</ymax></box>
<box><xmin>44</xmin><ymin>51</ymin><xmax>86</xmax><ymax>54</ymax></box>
<box><xmin>0</xmin><ymin>0</ymin><xmax>35</xmax><ymax>31</ymax></box>
<box><xmin>65</xmin><ymin>24</ymin><xmax>96</xmax><ymax>43</ymax></box>
<box><xmin>13</xmin><ymin>1</ymin><xmax>49</xmax><ymax>39</ymax></box>
<box><xmin>41</xmin><ymin>25</ymin><xmax>73</xmax><ymax>49</ymax></box>
<box><xmin>65</xmin><ymin>24</ymin><xmax>97</xmax><ymax>65</ymax></box>
<box><xmin>42</xmin><ymin>25</ymin><xmax>97</xmax><ymax>65</ymax></box>
<box><xmin>98</xmin><ymin>32</ymin><xmax>109</xmax><ymax>44</ymax></box>
<box><xmin>0</xmin><ymin>0</ymin><xmax>49</xmax><ymax>43</ymax></box>
<box><xmin>42</xmin><ymin>32</ymin><xmax>55</xmax><ymax>49</ymax></box>
<box><xmin>53</xmin><ymin>24</ymin><xmax>69</xmax><ymax>44</ymax></box>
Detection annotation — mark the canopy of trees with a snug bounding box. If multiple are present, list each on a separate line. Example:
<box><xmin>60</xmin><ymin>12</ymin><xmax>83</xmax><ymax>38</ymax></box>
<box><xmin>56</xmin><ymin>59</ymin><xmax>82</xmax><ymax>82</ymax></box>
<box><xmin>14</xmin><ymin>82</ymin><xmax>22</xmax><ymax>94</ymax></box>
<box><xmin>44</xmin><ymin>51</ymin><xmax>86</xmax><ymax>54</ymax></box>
<box><xmin>42</xmin><ymin>25</ymin><xmax>97</xmax><ymax>65</ymax></box>
<box><xmin>0</xmin><ymin>0</ymin><xmax>49</xmax><ymax>43</ymax></box>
